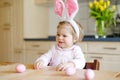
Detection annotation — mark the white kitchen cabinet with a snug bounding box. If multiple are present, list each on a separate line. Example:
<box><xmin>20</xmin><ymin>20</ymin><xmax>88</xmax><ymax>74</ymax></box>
<box><xmin>12</xmin><ymin>0</ymin><xmax>25</xmax><ymax>64</ymax></box>
<box><xmin>87</xmin><ymin>42</ymin><xmax>120</xmax><ymax>54</ymax></box>
<box><xmin>87</xmin><ymin>54</ymin><xmax>120</xmax><ymax>72</ymax></box>
<box><xmin>24</xmin><ymin>41</ymin><xmax>120</xmax><ymax>72</ymax></box>
<box><xmin>13</xmin><ymin>48</ymin><xmax>25</xmax><ymax>64</ymax></box>
<box><xmin>0</xmin><ymin>0</ymin><xmax>25</xmax><ymax>63</ymax></box>
<box><xmin>0</xmin><ymin>0</ymin><xmax>13</xmax><ymax>62</ymax></box>
<box><xmin>25</xmin><ymin>41</ymin><xmax>50</xmax><ymax>64</ymax></box>
<box><xmin>12</xmin><ymin>0</ymin><xmax>24</xmax><ymax>51</ymax></box>
<box><xmin>0</xmin><ymin>0</ymin><xmax>49</xmax><ymax>63</ymax></box>
<box><xmin>86</xmin><ymin>42</ymin><xmax>120</xmax><ymax>72</ymax></box>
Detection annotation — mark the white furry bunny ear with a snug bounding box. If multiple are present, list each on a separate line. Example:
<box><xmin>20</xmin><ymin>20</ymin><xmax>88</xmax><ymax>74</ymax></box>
<box><xmin>54</xmin><ymin>0</ymin><xmax>80</xmax><ymax>38</ymax></box>
<box><xmin>54</xmin><ymin>0</ymin><xmax>64</xmax><ymax>17</ymax></box>
<box><xmin>65</xmin><ymin>0</ymin><xmax>79</xmax><ymax>19</ymax></box>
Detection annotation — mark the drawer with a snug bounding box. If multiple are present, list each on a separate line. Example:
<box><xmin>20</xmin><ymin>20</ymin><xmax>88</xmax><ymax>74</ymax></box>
<box><xmin>87</xmin><ymin>54</ymin><xmax>120</xmax><ymax>71</ymax></box>
<box><xmin>87</xmin><ymin>54</ymin><xmax>120</xmax><ymax>62</ymax></box>
<box><xmin>87</xmin><ymin>42</ymin><xmax>120</xmax><ymax>54</ymax></box>
<box><xmin>25</xmin><ymin>41</ymin><xmax>50</xmax><ymax>50</ymax></box>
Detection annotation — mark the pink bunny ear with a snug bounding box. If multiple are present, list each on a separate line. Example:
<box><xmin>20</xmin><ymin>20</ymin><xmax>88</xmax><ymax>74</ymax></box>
<box><xmin>54</xmin><ymin>0</ymin><xmax>64</xmax><ymax>17</ymax></box>
<box><xmin>65</xmin><ymin>0</ymin><xmax>79</xmax><ymax>18</ymax></box>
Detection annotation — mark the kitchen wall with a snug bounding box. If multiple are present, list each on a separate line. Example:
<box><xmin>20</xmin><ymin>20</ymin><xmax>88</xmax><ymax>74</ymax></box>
<box><xmin>23</xmin><ymin>0</ymin><xmax>120</xmax><ymax>38</ymax></box>
<box><xmin>48</xmin><ymin>2</ymin><xmax>120</xmax><ymax>36</ymax></box>
<box><xmin>48</xmin><ymin>2</ymin><xmax>94</xmax><ymax>36</ymax></box>
<box><xmin>24</xmin><ymin>0</ymin><xmax>49</xmax><ymax>38</ymax></box>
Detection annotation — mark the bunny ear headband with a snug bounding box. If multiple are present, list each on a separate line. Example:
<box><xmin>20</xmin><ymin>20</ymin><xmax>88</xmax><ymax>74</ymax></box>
<box><xmin>54</xmin><ymin>0</ymin><xmax>80</xmax><ymax>38</ymax></box>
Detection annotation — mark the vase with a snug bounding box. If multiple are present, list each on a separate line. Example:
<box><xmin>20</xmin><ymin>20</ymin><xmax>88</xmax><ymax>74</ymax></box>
<box><xmin>95</xmin><ymin>20</ymin><xmax>107</xmax><ymax>38</ymax></box>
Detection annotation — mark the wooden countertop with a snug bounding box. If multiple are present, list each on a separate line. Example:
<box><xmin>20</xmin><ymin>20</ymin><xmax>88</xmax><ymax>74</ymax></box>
<box><xmin>0</xmin><ymin>62</ymin><xmax>120</xmax><ymax>80</ymax></box>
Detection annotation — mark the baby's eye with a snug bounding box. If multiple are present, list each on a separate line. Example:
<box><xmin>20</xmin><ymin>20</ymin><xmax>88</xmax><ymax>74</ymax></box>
<box><xmin>63</xmin><ymin>35</ymin><xmax>67</xmax><ymax>37</ymax></box>
<box><xmin>57</xmin><ymin>34</ymin><xmax>60</xmax><ymax>36</ymax></box>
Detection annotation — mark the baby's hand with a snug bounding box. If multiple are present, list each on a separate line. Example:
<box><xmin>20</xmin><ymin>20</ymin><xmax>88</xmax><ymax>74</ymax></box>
<box><xmin>34</xmin><ymin>60</ymin><xmax>45</xmax><ymax>69</ymax></box>
<box><xmin>56</xmin><ymin>62</ymin><xmax>74</xmax><ymax>71</ymax></box>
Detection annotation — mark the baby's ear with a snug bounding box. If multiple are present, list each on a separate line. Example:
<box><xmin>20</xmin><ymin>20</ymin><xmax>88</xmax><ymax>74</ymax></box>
<box><xmin>73</xmin><ymin>36</ymin><xmax>78</xmax><ymax>43</ymax></box>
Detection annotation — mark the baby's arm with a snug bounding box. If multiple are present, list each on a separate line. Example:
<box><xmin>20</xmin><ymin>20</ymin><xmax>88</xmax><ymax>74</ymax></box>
<box><xmin>71</xmin><ymin>46</ymin><xmax>86</xmax><ymax>69</ymax></box>
<box><xmin>34</xmin><ymin>47</ymin><xmax>53</xmax><ymax>69</ymax></box>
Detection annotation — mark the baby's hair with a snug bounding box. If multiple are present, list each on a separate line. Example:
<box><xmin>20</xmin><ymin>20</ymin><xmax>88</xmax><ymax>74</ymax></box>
<box><xmin>75</xmin><ymin>20</ymin><xmax>84</xmax><ymax>42</ymax></box>
<box><xmin>57</xmin><ymin>20</ymin><xmax>84</xmax><ymax>43</ymax></box>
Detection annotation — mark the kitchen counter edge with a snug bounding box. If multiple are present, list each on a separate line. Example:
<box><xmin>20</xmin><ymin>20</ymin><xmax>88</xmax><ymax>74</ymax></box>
<box><xmin>24</xmin><ymin>36</ymin><xmax>120</xmax><ymax>42</ymax></box>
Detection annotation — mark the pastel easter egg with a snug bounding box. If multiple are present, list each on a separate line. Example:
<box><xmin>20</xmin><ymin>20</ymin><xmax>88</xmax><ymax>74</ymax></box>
<box><xmin>65</xmin><ymin>67</ymin><xmax>76</xmax><ymax>76</ymax></box>
<box><xmin>16</xmin><ymin>64</ymin><xmax>26</xmax><ymax>73</ymax></box>
<box><xmin>84</xmin><ymin>69</ymin><xmax>95</xmax><ymax>80</ymax></box>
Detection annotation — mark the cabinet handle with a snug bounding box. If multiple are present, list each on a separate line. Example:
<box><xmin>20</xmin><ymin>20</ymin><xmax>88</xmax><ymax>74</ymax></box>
<box><xmin>37</xmin><ymin>52</ymin><xmax>44</xmax><ymax>55</ymax></box>
<box><xmin>3</xmin><ymin>2</ymin><xmax>11</xmax><ymax>7</ymax></box>
<box><xmin>3</xmin><ymin>27</ymin><xmax>10</xmax><ymax>30</ymax></box>
<box><xmin>32</xmin><ymin>45</ymin><xmax>40</xmax><ymax>47</ymax></box>
<box><xmin>103</xmin><ymin>47</ymin><xmax>117</xmax><ymax>50</ymax></box>
<box><xmin>90</xmin><ymin>56</ymin><xmax>103</xmax><ymax>59</ymax></box>
<box><xmin>4</xmin><ymin>23</ymin><xmax>10</xmax><ymax>26</ymax></box>
<box><xmin>17</xmin><ymin>51</ymin><xmax>22</xmax><ymax>53</ymax></box>
<box><xmin>15</xmin><ymin>50</ymin><xmax>22</xmax><ymax>54</ymax></box>
<box><xmin>2</xmin><ymin>23</ymin><xmax>11</xmax><ymax>30</ymax></box>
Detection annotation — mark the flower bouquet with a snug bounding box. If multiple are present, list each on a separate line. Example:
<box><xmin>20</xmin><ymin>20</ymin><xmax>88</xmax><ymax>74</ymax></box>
<box><xmin>89</xmin><ymin>0</ymin><xmax>116</xmax><ymax>38</ymax></box>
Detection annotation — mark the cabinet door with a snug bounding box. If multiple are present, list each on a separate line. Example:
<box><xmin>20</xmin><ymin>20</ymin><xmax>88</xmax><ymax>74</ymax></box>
<box><xmin>0</xmin><ymin>0</ymin><xmax>13</xmax><ymax>62</ymax></box>
<box><xmin>87</xmin><ymin>42</ymin><xmax>120</xmax><ymax>54</ymax></box>
<box><xmin>12</xmin><ymin>0</ymin><xmax>25</xmax><ymax>63</ymax></box>
<box><xmin>25</xmin><ymin>41</ymin><xmax>50</xmax><ymax>64</ymax></box>
<box><xmin>87</xmin><ymin>42</ymin><xmax>120</xmax><ymax>72</ymax></box>
<box><xmin>87</xmin><ymin>54</ymin><xmax>104</xmax><ymax>70</ymax></box>
<box><xmin>14</xmin><ymin>49</ymin><xmax>25</xmax><ymax>64</ymax></box>
<box><xmin>87</xmin><ymin>54</ymin><xmax>120</xmax><ymax>72</ymax></box>
<box><xmin>100</xmin><ymin>55</ymin><xmax>120</xmax><ymax>72</ymax></box>
<box><xmin>12</xmin><ymin>0</ymin><xmax>24</xmax><ymax>50</ymax></box>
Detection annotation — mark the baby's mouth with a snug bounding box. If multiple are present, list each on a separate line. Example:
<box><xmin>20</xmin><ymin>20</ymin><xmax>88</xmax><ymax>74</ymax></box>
<box><xmin>58</xmin><ymin>41</ymin><xmax>64</xmax><ymax>45</ymax></box>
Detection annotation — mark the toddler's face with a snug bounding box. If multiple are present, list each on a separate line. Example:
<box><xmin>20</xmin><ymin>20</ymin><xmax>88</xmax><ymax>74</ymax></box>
<box><xmin>56</xmin><ymin>25</ymin><xmax>76</xmax><ymax>49</ymax></box>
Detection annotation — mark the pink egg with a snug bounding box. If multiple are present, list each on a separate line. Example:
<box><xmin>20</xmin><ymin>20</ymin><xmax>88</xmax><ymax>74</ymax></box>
<box><xmin>16</xmin><ymin>64</ymin><xmax>26</xmax><ymax>73</ymax></box>
<box><xmin>65</xmin><ymin>67</ymin><xmax>76</xmax><ymax>76</ymax></box>
<box><xmin>84</xmin><ymin>69</ymin><xmax>95</xmax><ymax>80</ymax></box>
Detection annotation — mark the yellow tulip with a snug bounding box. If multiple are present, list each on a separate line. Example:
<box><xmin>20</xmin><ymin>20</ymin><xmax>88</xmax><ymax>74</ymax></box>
<box><xmin>94</xmin><ymin>0</ymin><xmax>97</xmax><ymax>5</ymax></box>
<box><xmin>88</xmin><ymin>0</ymin><xmax>116</xmax><ymax>24</ymax></box>
<box><xmin>99</xmin><ymin>6</ymin><xmax>104</xmax><ymax>11</ymax></box>
<box><xmin>103</xmin><ymin>2</ymin><xmax>107</xmax><ymax>9</ymax></box>
<box><xmin>99</xmin><ymin>0</ymin><xmax>104</xmax><ymax>4</ymax></box>
<box><xmin>106</xmin><ymin>0</ymin><xmax>110</xmax><ymax>6</ymax></box>
<box><xmin>89</xmin><ymin>2</ymin><xmax>93</xmax><ymax>8</ymax></box>
<box><xmin>95</xmin><ymin>2</ymin><xmax>99</xmax><ymax>9</ymax></box>
<box><xmin>99</xmin><ymin>0</ymin><xmax>104</xmax><ymax>2</ymax></box>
